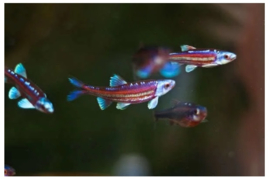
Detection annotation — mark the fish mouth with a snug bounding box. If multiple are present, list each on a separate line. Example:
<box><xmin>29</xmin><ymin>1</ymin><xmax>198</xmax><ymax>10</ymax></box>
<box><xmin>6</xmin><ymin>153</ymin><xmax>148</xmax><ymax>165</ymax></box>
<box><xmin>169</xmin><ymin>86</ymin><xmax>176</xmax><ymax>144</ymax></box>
<box><xmin>230</xmin><ymin>54</ymin><xmax>237</xmax><ymax>61</ymax></box>
<box><xmin>171</xmin><ymin>80</ymin><xmax>176</xmax><ymax>88</ymax></box>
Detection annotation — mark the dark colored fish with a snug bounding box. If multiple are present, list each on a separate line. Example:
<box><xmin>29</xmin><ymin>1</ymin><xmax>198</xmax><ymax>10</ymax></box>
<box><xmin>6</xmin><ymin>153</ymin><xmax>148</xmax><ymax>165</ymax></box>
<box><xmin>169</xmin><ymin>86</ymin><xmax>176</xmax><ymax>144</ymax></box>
<box><xmin>132</xmin><ymin>46</ymin><xmax>180</xmax><ymax>78</ymax></box>
<box><xmin>169</xmin><ymin>45</ymin><xmax>237</xmax><ymax>72</ymax></box>
<box><xmin>154</xmin><ymin>101</ymin><xmax>207</xmax><ymax>127</ymax></box>
<box><xmin>67</xmin><ymin>74</ymin><xmax>175</xmax><ymax>110</ymax></box>
<box><xmin>5</xmin><ymin>63</ymin><xmax>54</xmax><ymax>113</ymax></box>
<box><xmin>5</xmin><ymin>165</ymin><xmax>15</xmax><ymax>176</ymax></box>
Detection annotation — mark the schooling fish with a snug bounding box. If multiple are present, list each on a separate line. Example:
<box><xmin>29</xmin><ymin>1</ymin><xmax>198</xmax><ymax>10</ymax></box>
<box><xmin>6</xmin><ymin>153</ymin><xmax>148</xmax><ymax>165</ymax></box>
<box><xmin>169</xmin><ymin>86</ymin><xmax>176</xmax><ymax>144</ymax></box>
<box><xmin>154</xmin><ymin>100</ymin><xmax>207</xmax><ymax>127</ymax></box>
<box><xmin>5</xmin><ymin>63</ymin><xmax>54</xmax><ymax>113</ymax></box>
<box><xmin>67</xmin><ymin>74</ymin><xmax>175</xmax><ymax>110</ymax></box>
<box><xmin>168</xmin><ymin>45</ymin><xmax>237</xmax><ymax>73</ymax></box>
<box><xmin>5</xmin><ymin>165</ymin><xmax>15</xmax><ymax>176</ymax></box>
<box><xmin>132</xmin><ymin>46</ymin><xmax>180</xmax><ymax>78</ymax></box>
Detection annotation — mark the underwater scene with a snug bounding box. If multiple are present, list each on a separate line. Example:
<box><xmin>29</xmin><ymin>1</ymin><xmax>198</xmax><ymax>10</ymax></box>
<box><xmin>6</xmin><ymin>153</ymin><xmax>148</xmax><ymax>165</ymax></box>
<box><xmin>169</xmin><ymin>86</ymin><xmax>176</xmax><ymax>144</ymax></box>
<box><xmin>5</xmin><ymin>3</ymin><xmax>264</xmax><ymax>176</ymax></box>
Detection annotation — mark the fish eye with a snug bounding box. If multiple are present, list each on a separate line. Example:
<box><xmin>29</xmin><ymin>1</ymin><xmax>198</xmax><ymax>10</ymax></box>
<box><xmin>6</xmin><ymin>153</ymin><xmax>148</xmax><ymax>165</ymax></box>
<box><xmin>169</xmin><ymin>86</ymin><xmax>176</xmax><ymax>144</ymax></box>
<box><xmin>164</xmin><ymin>83</ymin><xmax>170</xmax><ymax>89</ymax></box>
<box><xmin>224</xmin><ymin>54</ymin><xmax>229</xmax><ymax>59</ymax></box>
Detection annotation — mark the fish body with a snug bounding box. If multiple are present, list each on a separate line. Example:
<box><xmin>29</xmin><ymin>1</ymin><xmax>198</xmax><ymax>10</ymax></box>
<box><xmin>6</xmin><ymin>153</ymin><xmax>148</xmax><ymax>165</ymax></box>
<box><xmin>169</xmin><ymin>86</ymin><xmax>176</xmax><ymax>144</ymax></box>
<box><xmin>5</xmin><ymin>165</ymin><xmax>15</xmax><ymax>176</ymax></box>
<box><xmin>5</xmin><ymin>63</ymin><xmax>54</xmax><ymax>113</ymax></box>
<box><xmin>154</xmin><ymin>101</ymin><xmax>207</xmax><ymax>127</ymax></box>
<box><xmin>67</xmin><ymin>74</ymin><xmax>175</xmax><ymax>110</ymax></box>
<box><xmin>169</xmin><ymin>45</ymin><xmax>237</xmax><ymax>72</ymax></box>
<box><xmin>132</xmin><ymin>46</ymin><xmax>180</xmax><ymax>78</ymax></box>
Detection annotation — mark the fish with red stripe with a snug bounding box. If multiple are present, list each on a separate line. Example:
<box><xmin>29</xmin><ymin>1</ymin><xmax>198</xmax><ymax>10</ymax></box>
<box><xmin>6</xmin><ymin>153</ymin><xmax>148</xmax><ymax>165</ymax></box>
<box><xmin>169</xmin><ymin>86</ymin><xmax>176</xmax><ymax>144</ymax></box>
<box><xmin>5</xmin><ymin>63</ymin><xmax>54</xmax><ymax>113</ymax></box>
<box><xmin>168</xmin><ymin>45</ymin><xmax>237</xmax><ymax>73</ymax></box>
<box><xmin>67</xmin><ymin>74</ymin><xmax>175</xmax><ymax>110</ymax></box>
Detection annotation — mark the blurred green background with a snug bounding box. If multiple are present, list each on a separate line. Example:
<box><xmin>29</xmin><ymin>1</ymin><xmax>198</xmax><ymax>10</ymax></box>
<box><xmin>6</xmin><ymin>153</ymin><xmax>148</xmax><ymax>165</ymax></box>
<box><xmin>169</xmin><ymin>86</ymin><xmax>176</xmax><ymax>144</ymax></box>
<box><xmin>5</xmin><ymin>3</ymin><xmax>264</xmax><ymax>176</ymax></box>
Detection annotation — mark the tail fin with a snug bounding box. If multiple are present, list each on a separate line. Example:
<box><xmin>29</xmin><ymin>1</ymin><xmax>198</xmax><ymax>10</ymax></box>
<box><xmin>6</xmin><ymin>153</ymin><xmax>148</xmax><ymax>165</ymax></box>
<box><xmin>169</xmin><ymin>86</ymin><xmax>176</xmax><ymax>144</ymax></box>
<box><xmin>67</xmin><ymin>90</ymin><xmax>85</xmax><ymax>101</ymax></box>
<box><xmin>159</xmin><ymin>62</ymin><xmax>180</xmax><ymax>78</ymax></box>
<box><xmin>68</xmin><ymin>77</ymin><xmax>85</xmax><ymax>88</ymax></box>
<box><xmin>67</xmin><ymin>77</ymin><xmax>86</xmax><ymax>101</ymax></box>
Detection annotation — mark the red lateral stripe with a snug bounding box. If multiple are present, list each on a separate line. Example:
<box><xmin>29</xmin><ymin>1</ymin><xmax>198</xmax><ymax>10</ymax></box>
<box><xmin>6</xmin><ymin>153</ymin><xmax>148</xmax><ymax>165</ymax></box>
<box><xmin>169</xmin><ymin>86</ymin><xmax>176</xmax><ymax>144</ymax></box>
<box><xmin>83</xmin><ymin>81</ymin><xmax>157</xmax><ymax>103</ymax></box>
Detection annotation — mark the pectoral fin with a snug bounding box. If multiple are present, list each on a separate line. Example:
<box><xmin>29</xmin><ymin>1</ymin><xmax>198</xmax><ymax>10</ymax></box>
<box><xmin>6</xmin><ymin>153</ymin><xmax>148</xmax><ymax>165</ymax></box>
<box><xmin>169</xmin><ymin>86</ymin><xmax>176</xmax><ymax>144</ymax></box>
<box><xmin>148</xmin><ymin>97</ymin><xmax>159</xmax><ymax>109</ymax></box>
<box><xmin>185</xmin><ymin>65</ymin><xmax>197</xmax><ymax>73</ymax></box>
<box><xmin>18</xmin><ymin>98</ymin><xmax>35</xmax><ymax>109</ymax></box>
<box><xmin>116</xmin><ymin>102</ymin><xmax>131</xmax><ymax>110</ymax></box>
<box><xmin>8</xmin><ymin>87</ymin><xmax>21</xmax><ymax>99</ymax></box>
<box><xmin>202</xmin><ymin>64</ymin><xmax>217</xmax><ymax>68</ymax></box>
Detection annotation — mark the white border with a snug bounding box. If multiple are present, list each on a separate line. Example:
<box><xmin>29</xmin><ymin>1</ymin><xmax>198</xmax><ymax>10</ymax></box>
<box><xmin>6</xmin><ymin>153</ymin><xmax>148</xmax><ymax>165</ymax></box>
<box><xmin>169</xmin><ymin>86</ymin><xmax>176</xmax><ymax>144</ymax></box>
<box><xmin>2</xmin><ymin>1</ymin><xmax>267</xmax><ymax>178</ymax></box>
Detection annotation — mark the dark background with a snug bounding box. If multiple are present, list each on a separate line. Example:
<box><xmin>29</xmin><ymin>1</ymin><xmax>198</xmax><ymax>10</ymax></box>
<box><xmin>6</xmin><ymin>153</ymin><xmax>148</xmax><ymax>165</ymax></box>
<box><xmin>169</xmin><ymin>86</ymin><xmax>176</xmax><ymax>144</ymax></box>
<box><xmin>5</xmin><ymin>3</ymin><xmax>264</xmax><ymax>176</ymax></box>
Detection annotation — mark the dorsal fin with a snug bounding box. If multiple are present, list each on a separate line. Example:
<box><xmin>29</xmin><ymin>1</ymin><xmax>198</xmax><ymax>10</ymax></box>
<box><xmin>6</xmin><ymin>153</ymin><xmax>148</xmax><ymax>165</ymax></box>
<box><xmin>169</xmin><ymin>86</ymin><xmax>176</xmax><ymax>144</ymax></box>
<box><xmin>180</xmin><ymin>45</ymin><xmax>196</xmax><ymax>51</ymax></box>
<box><xmin>110</xmin><ymin>74</ymin><xmax>127</xmax><ymax>87</ymax></box>
<box><xmin>14</xmin><ymin>63</ymin><xmax>27</xmax><ymax>78</ymax></box>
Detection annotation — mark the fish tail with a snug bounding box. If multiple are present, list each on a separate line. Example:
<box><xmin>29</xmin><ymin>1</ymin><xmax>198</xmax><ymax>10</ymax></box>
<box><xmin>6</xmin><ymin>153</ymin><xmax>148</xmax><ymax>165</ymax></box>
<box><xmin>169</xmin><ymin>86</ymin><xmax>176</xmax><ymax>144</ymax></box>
<box><xmin>67</xmin><ymin>90</ymin><xmax>86</xmax><ymax>101</ymax></box>
<box><xmin>68</xmin><ymin>77</ymin><xmax>85</xmax><ymax>89</ymax></box>
<box><xmin>67</xmin><ymin>77</ymin><xmax>88</xmax><ymax>101</ymax></box>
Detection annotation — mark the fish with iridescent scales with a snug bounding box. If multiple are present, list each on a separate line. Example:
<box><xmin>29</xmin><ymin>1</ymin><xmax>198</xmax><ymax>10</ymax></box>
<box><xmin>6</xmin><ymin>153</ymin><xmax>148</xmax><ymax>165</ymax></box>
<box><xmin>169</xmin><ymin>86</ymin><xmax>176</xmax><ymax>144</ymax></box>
<box><xmin>5</xmin><ymin>63</ymin><xmax>54</xmax><ymax>113</ymax></box>
<box><xmin>154</xmin><ymin>100</ymin><xmax>207</xmax><ymax>127</ymax></box>
<box><xmin>168</xmin><ymin>45</ymin><xmax>237</xmax><ymax>72</ymax></box>
<box><xmin>5</xmin><ymin>165</ymin><xmax>15</xmax><ymax>176</ymax></box>
<box><xmin>67</xmin><ymin>74</ymin><xmax>175</xmax><ymax>110</ymax></box>
<box><xmin>132</xmin><ymin>46</ymin><xmax>180</xmax><ymax>78</ymax></box>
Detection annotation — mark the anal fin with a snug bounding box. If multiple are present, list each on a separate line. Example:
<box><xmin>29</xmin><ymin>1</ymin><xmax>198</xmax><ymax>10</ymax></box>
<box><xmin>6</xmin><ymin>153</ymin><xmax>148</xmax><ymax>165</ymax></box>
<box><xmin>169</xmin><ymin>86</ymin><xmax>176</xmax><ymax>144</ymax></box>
<box><xmin>18</xmin><ymin>98</ymin><xmax>35</xmax><ymax>109</ymax></box>
<box><xmin>97</xmin><ymin>97</ymin><xmax>112</xmax><ymax>110</ymax></box>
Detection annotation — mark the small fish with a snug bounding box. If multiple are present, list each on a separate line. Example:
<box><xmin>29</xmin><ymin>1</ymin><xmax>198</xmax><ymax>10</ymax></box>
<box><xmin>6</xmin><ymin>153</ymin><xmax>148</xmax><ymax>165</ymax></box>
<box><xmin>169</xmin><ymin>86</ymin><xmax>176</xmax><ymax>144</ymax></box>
<box><xmin>5</xmin><ymin>165</ymin><xmax>15</xmax><ymax>176</ymax></box>
<box><xmin>5</xmin><ymin>63</ymin><xmax>54</xmax><ymax>113</ymax></box>
<box><xmin>169</xmin><ymin>45</ymin><xmax>237</xmax><ymax>73</ymax></box>
<box><xmin>67</xmin><ymin>74</ymin><xmax>175</xmax><ymax>110</ymax></box>
<box><xmin>132</xmin><ymin>46</ymin><xmax>180</xmax><ymax>78</ymax></box>
<box><xmin>154</xmin><ymin>100</ymin><xmax>207</xmax><ymax>127</ymax></box>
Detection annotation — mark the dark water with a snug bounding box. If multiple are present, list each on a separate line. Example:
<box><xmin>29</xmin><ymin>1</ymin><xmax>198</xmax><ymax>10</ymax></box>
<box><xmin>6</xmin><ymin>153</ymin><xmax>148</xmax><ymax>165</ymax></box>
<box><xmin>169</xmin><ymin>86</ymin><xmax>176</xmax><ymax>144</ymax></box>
<box><xmin>5</xmin><ymin>3</ymin><xmax>264</xmax><ymax>176</ymax></box>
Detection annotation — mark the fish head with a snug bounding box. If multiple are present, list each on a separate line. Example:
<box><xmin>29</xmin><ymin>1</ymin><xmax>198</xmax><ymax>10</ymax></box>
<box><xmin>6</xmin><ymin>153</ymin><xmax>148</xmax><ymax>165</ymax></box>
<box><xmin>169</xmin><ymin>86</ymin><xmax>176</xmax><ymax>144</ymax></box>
<box><xmin>216</xmin><ymin>51</ymin><xmax>237</xmax><ymax>65</ymax></box>
<box><xmin>191</xmin><ymin>105</ymin><xmax>207</xmax><ymax>122</ymax></box>
<box><xmin>155</xmin><ymin>79</ymin><xmax>175</xmax><ymax>97</ymax></box>
<box><xmin>35</xmin><ymin>97</ymin><xmax>54</xmax><ymax>113</ymax></box>
<box><xmin>5</xmin><ymin>165</ymin><xmax>15</xmax><ymax>176</ymax></box>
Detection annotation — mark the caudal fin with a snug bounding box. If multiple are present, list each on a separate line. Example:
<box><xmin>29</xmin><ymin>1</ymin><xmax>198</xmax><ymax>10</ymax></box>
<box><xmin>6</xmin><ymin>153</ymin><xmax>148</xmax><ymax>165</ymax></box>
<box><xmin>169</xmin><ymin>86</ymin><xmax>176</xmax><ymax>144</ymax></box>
<box><xmin>67</xmin><ymin>90</ymin><xmax>86</xmax><ymax>101</ymax></box>
<box><xmin>68</xmin><ymin>77</ymin><xmax>85</xmax><ymax>88</ymax></box>
<box><xmin>67</xmin><ymin>77</ymin><xmax>86</xmax><ymax>101</ymax></box>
